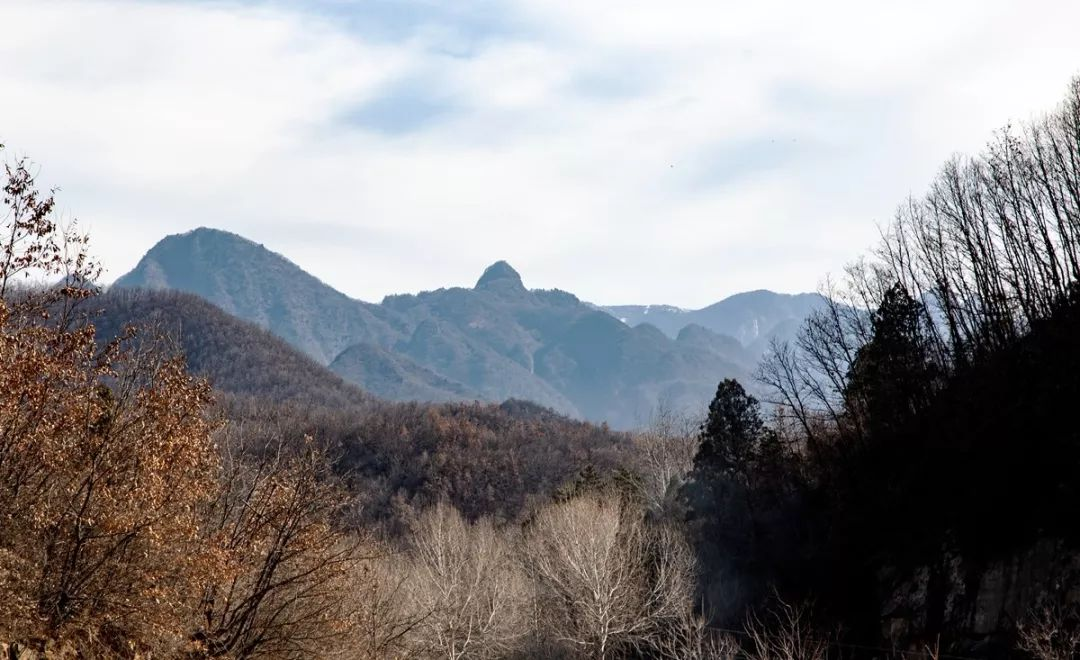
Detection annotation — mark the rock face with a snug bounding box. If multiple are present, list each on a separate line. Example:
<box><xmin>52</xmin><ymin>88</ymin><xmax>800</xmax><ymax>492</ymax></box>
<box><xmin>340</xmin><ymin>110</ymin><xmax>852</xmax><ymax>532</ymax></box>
<box><xmin>880</xmin><ymin>540</ymin><xmax>1080</xmax><ymax>650</ymax></box>
<box><xmin>474</xmin><ymin>260</ymin><xmax>525</xmax><ymax>292</ymax></box>
<box><xmin>113</xmin><ymin>228</ymin><xmax>820</xmax><ymax>428</ymax></box>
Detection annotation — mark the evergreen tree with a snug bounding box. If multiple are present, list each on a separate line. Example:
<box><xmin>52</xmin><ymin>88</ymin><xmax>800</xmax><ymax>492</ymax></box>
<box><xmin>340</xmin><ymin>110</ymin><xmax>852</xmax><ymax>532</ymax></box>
<box><xmin>844</xmin><ymin>283</ymin><xmax>939</xmax><ymax>438</ymax></box>
<box><xmin>693</xmin><ymin>379</ymin><xmax>768</xmax><ymax>482</ymax></box>
<box><xmin>682</xmin><ymin>379</ymin><xmax>774</xmax><ymax>620</ymax></box>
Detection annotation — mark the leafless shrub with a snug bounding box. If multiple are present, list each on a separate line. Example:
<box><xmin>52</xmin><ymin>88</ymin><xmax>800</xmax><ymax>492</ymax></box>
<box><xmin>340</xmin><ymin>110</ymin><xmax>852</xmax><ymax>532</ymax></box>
<box><xmin>745</xmin><ymin>596</ymin><xmax>827</xmax><ymax>660</ymax></box>
<box><xmin>1017</xmin><ymin>603</ymin><xmax>1080</xmax><ymax>660</ymax></box>
<box><xmin>654</xmin><ymin>606</ymin><xmax>740</xmax><ymax>660</ymax></box>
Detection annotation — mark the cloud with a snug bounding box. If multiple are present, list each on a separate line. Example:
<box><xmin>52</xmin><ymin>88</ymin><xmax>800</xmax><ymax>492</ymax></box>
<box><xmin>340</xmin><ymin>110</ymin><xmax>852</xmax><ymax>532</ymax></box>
<box><xmin>340</xmin><ymin>76</ymin><xmax>458</xmax><ymax>135</ymax></box>
<box><xmin>2</xmin><ymin>0</ymin><xmax>1080</xmax><ymax>307</ymax></box>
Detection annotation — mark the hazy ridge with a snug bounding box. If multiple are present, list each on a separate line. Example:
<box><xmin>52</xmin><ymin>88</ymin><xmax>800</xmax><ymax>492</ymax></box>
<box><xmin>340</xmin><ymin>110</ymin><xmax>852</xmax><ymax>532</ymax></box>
<box><xmin>114</xmin><ymin>227</ymin><xmax>824</xmax><ymax>428</ymax></box>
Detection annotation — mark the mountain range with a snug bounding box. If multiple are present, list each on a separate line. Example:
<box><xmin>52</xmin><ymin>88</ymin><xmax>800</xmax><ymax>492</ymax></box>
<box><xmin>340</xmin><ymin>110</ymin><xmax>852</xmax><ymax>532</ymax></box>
<box><xmin>113</xmin><ymin>227</ymin><xmax>825</xmax><ymax>428</ymax></box>
<box><xmin>601</xmin><ymin>292</ymin><xmax>823</xmax><ymax>356</ymax></box>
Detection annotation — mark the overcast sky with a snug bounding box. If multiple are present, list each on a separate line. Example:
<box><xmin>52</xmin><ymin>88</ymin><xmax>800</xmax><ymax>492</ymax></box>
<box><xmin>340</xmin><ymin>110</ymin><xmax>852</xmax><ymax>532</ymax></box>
<box><xmin>2</xmin><ymin>0</ymin><xmax>1080</xmax><ymax>307</ymax></box>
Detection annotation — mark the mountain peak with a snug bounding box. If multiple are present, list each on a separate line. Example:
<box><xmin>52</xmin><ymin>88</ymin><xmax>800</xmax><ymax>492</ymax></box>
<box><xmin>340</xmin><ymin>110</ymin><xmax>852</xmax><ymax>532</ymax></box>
<box><xmin>112</xmin><ymin>226</ymin><xmax>391</xmax><ymax>364</ymax></box>
<box><xmin>475</xmin><ymin>260</ymin><xmax>524</xmax><ymax>291</ymax></box>
<box><xmin>173</xmin><ymin>226</ymin><xmax>251</xmax><ymax>244</ymax></box>
<box><xmin>187</xmin><ymin>225</ymin><xmax>250</xmax><ymax>241</ymax></box>
<box><xmin>131</xmin><ymin>227</ymin><xmax>262</xmax><ymax>262</ymax></box>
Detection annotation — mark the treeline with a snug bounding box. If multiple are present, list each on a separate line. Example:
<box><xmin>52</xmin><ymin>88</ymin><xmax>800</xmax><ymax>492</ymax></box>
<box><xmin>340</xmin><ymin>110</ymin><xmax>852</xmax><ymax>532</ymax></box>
<box><xmin>676</xmin><ymin>77</ymin><xmax>1080</xmax><ymax>656</ymax></box>
<box><xmin>218</xmin><ymin>395</ymin><xmax>630</xmax><ymax>532</ymax></box>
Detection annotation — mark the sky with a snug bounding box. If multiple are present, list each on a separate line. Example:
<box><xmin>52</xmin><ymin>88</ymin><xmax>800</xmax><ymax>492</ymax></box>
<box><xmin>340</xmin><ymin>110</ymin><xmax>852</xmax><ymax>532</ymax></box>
<box><xmin>2</xmin><ymin>1</ymin><xmax>1080</xmax><ymax>308</ymax></box>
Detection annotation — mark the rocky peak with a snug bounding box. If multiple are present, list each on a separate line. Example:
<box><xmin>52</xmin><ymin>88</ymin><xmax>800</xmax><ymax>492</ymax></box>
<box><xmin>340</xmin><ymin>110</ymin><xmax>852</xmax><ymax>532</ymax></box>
<box><xmin>475</xmin><ymin>260</ymin><xmax>525</xmax><ymax>292</ymax></box>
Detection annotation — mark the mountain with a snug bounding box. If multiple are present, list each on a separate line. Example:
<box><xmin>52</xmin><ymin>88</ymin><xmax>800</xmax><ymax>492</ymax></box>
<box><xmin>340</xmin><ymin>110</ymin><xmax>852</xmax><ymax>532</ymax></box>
<box><xmin>602</xmin><ymin>290</ymin><xmax>827</xmax><ymax>356</ymax></box>
<box><xmin>675</xmin><ymin>323</ymin><xmax>754</xmax><ymax>365</ymax></box>
<box><xmin>113</xmin><ymin>227</ymin><xmax>401</xmax><ymax>364</ymax></box>
<box><xmin>113</xmin><ymin>228</ymin><xmax>817</xmax><ymax>428</ymax></box>
<box><xmin>329</xmin><ymin>342</ymin><xmax>479</xmax><ymax>403</ymax></box>
<box><xmin>379</xmin><ymin>271</ymin><xmax>753</xmax><ymax>425</ymax></box>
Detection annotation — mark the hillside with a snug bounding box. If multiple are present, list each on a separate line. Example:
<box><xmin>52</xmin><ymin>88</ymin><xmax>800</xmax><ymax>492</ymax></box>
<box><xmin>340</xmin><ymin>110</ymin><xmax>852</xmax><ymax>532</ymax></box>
<box><xmin>112</xmin><ymin>229</ymin><xmax>813</xmax><ymax>427</ymax></box>
<box><xmin>87</xmin><ymin>288</ymin><xmax>631</xmax><ymax>528</ymax></box>
<box><xmin>328</xmin><ymin>342</ymin><xmax>479</xmax><ymax>403</ymax></box>
<box><xmin>91</xmin><ymin>288</ymin><xmax>372</xmax><ymax>408</ymax></box>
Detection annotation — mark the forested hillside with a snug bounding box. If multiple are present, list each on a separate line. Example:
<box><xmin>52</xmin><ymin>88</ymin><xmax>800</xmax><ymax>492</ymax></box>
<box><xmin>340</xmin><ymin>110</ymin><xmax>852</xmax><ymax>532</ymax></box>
<box><xmin>677</xmin><ymin>77</ymin><xmax>1080</xmax><ymax>657</ymax></box>
<box><xmin>92</xmin><ymin>288</ymin><xmax>372</xmax><ymax>407</ymax></box>
<box><xmin>88</xmin><ymin>288</ymin><xmax>631</xmax><ymax>531</ymax></box>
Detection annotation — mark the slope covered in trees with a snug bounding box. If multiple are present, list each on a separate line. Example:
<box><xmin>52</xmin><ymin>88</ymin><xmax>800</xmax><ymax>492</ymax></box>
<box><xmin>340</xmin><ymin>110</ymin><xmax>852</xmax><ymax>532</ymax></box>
<box><xmin>220</xmin><ymin>396</ymin><xmax>630</xmax><ymax>531</ymax></box>
<box><xmin>92</xmin><ymin>288</ymin><xmax>372</xmax><ymax>408</ymax></box>
<box><xmin>85</xmin><ymin>288</ymin><xmax>633</xmax><ymax>530</ymax></box>
<box><xmin>678</xmin><ymin>77</ymin><xmax>1080</xmax><ymax>657</ymax></box>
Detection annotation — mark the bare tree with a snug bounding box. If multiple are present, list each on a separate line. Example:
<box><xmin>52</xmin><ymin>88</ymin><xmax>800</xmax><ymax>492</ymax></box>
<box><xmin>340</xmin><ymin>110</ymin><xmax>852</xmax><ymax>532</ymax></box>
<box><xmin>520</xmin><ymin>493</ymin><xmax>695</xmax><ymax>659</ymax></box>
<box><xmin>1017</xmin><ymin>603</ymin><xmax>1080</xmax><ymax>660</ymax></box>
<box><xmin>654</xmin><ymin>606</ymin><xmax>740</xmax><ymax>660</ymax></box>
<box><xmin>349</xmin><ymin>543</ymin><xmax>427</xmax><ymax>660</ymax></box>
<box><xmin>632</xmin><ymin>402</ymin><xmax>700</xmax><ymax>512</ymax></box>
<box><xmin>404</xmin><ymin>502</ymin><xmax>526</xmax><ymax>659</ymax></box>
<box><xmin>757</xmin><ymin>272</ymin><xmax>876</xmax><ymax>443</ymax></box>
<box><xmin>191</xmin><ymin>428</ymin><xmax>368</xmax><ymax>659</ymax></box>
<box><xmin>744</xmin><ymin>596</ymin><xmax>827</xmax><ymax>660</ymax></box>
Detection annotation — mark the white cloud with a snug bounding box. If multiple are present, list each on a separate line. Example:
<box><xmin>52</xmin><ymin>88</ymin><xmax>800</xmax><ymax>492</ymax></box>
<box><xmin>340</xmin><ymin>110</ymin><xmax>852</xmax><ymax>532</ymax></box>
<box><xmin>1</xmin><ymin>0</ymin><xmax>1079</xmax><ymax>306</ymax></box>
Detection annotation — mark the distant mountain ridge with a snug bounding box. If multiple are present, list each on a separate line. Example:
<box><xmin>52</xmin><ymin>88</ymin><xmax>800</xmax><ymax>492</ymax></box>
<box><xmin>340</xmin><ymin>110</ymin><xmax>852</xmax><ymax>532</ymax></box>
<box><xmin>113</xmin><ymin>227</ymin><xmax>823</xmax><ymax>428</ymax></box>
<box><xmin>602</xmin><ymin>290</ymin><xmax>826</xmax><ymax>357</ymax></box>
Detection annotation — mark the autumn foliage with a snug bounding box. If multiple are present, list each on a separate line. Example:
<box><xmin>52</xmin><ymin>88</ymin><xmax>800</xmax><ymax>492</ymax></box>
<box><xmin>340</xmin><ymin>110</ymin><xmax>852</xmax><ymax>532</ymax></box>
<box><xmin>0</xmin><ymin>151</ymin><xmax>384</xmax><ymax>659</ymax></box>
